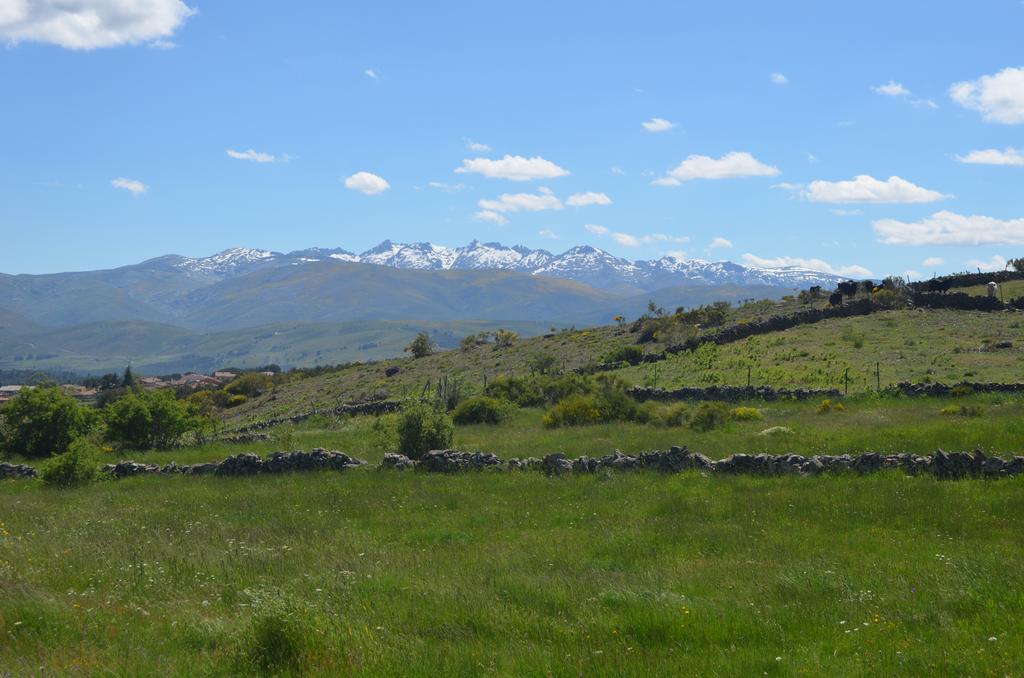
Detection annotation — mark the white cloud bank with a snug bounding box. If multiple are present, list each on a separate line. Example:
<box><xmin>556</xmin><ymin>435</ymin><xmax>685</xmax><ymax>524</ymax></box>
<box><xmin>0</xmin><ymin>0</ymin><xmax>195</xmax><ymax>49</ymax></box>
<box><xmin>966</xmin><ymin>255</ymin><xmax>1008</xmax><ymax>271</ymax></box>
<box><xmin>950</xmin><ymin>67</ymin><xmax>1024</xmax><ymax>124</ymax></box>
<box><xmin>585</xmin><ymin>224</ymin><xmax>688</xmax><ymax>248</ymax></box>
<box><xmin>226</xmin><ymin>148</ymin><xmax>276</xmax><ymax>163</ymax></box>
<box><xmin>873</xmin><ymin>81</ymin><xmax>910</xmax><ymax>96</ymax></box>
<box><xmin>642</xmin><ymin>118</ymin><xmax>676</xmax><ymax>133</ymax></box>
<box><xmin>654</xmin><ymin>152</ymin><xmax>779</xmax><ymax>186</ymax></box>
<box><xmin>742</xmin><ymin>253</ymin><xmax>872</xmax><ymax>278</ymax></box>
<box><xmin>955</xmin><ymin>147</ymin><xmax>1024</xmax><ymax>166</ymax></box>
<box><xmin>566</xmin><ymin>192</ymin><xmax>612</xmax><ymax>207</ymax></box>
<box><xmin>874</xmin><ymin>211</ymin><xmax>1024</xmax><ymax>246</ymax></box>
<box><xmin>478</xmin><ymin>192</ymin><xmax>562</xmax><ymax>215</ymax></box>
<box><xmin>456</xmin><ymin>155</ymin><xmax>568</xmax><ymax>181</ymax></box>
<box><xmin>111</xmin><ymin>177</ymin><xmax>147</xmax><ymax>196</ymax></box>
<box><xmin>709</xmin><ymin>237</ymin><xmax>733</xmax><ymax>249</ymax></box>
<box><xmin>770</xmin><ymin>73</ymin><xmax>788</xmax><ymax>85</ymax></box>
<box><xmin>802</xmin><ymin>175</ymin><xmax>949</xmax><ymax>204</ymax></box>
<box><xmin>923</xmin><ymin>257</ymin><xmax>945</xmax><ymax>267</ymax></box>
<box><xmin>343</xmin><ymin>171</ymin><xmax>390</xmax><ymax>195</ymax></box>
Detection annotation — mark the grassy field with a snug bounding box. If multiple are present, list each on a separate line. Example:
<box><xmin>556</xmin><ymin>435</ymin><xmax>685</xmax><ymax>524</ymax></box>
<box><xmin>618</xmin><ymin>309</ymin><xmax>1024</xmax><ymax>393</ymax></box>
<box><xmin>8</xmin><ymin>392</ymin><xmax>1022</xmax><ymax>470</ymax></box>
<box><xmin>2</xmin><ymin>471</ymin><xmax>1022</xmax><ymax>675</ymax></box>
<box><xmin>220</xmin><ymin>307</ymin><xmax>1024</xmax><ymax>429</ymax></box>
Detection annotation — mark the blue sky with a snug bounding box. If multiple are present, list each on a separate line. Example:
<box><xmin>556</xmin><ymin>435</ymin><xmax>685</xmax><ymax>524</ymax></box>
<box><xmin>1</xmin><ymin>1</ymin><xmax>1023</xmax><ymax>277</ymax></box>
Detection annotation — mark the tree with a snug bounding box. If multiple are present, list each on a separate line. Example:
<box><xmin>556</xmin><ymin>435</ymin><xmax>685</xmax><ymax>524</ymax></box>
<box><xmin>493</xmin><ymin>329</ymin><xmax>519</xmax><ymax>348</ymax></box>
<box><xmin>121</xmin><ymin>365</ymin><xmax>136</xmax><ymax>389</ymax></box>
<box><xmin>405</xmin><ymin>332</ymin><xmax>435</xmax><ymax>359</ymax></box>
<box><xmin>1009</xmin><ymin>258</ymin><xmax>1024</xmax><ymax>273</ymax></box>
<box><xmin>0</xmin><ymin>385</ymin><xmax>93</xmax><ymax>458</ymax></box>
<box><xmin>104</xmin><ymin>389</ymin><xmax>199</xmax><ymax>450</ymax></box>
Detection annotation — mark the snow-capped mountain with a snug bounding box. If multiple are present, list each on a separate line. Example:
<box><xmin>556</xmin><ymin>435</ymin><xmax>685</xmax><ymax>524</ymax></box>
<box><xmin>166</xmin><ymin>239</ymin><xmax>845</xmax><ymax>292</ymax></box>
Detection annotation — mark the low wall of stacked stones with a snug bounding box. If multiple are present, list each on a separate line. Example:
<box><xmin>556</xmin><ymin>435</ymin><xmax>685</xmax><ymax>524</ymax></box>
<box><xmin>223</xmin><ymin>400</ymin><xmax>402</xmax><ymax>441</ymax></box>
<box><xmin>3</xmin><ymin>446</ymin><xmax>1022</xmax><ymax>482</ymax></box>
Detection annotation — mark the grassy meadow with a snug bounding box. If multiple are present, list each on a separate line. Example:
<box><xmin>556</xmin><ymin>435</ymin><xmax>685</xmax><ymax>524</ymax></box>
<box><xmin>2</xmin><ymin>471</ymin><xmax>1023</xmax><ymax>675</ymax></box>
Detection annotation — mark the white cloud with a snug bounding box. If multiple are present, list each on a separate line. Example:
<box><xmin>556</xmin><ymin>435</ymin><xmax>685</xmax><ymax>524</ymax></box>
<box><xmin>111</xmin><ymin>177</ymin><xmax>147</xmax><ymax>196</ymax></box>
<box><xmin>343</xmin><ymin>171</ymin><xmax>390</xmax><ymax>195</ymax></box>
<box><xmin>654</xmin><ymin>152</ymin><xmax>780</xmax><ymax>186</ymax></box>
<box><xmin>912</xmin><ymin>98</ymin><xmax>938</xmax><ymax>109</ymax></box>
<box><xmin>455</xmin><ymin>155</ymin><xmax>568</xmax><ymax>181</ymax></box>
<box><xmin>585</xmin><ymin>224</ymin><xmax>688</xmax><ymax>247</ymax></box>
<box><xmin>226</xmin><ymin>148</ymin><xmax>276</xmax><ymax>163</ymax></box>
<box><xmin>364</xmin><ymin>68</ymin><xmax>378</xmax><ymax>81</ymax></box>
<box><xmin>709</xmin><ymin>237</ymin><xmax>733</xmax><ymax>249</ymax></box>
<box><xmin>770</xmin><ymin>72</ymin><xmax>788</xmax><ymax>85</ymax></box>
<box><xmin>874</xmin><ymin>211</ymin><xmax>1024</xmax><ymax>246</ymax></box>
<box><xmin>803</xmin><ymin>174</ymin><xmax>949</xmax><ymax>203</ymax></box>
<box><xmin>465</xmin><ymin>140</ymin><xmax>490</xmax><ymax>152</ymax></box>
<box><xmin>904</xmin><ymin>270</ymin><xmax>922</xmax><ymax>280</ymax></box>
<box><xmin>742</xmin><ymin>253</ymin><xmax>872</xmax><ymax>278</ymax></box>
<box><xmin>832</xmin><ymin>209</ymin><xmax>863</xmax><ymax>216</ymax></box>
<box><xmin>950</xmin><ymin>67</ymin><xmax>1024</xmax><ymax>124</ymax></box>
<box><xmin>610</xmin><ymin>166</ymin><xmax>626</xmax><ymax>175</ymax></box>
<box><xmin>874</xmin><ymin>81</ymin><xmax>910</xmax><ymax>97</ymax></box>
<box><xmin>0</xmin><ymin>0</ymin><xmax>195</xmax><ymax>50</ymax></box>
<box><xmin>923</xmin><ymin>257</ymin><xmax>944</xmax><ymax>267</ymax></box>
<box><xmin>538</xmin><ymin>228</ymin><xmax>558</xmax><ymax>239</ymax></box>
<box><xmin>427</xmin><ymin>181</ymin><xmax>465</xmax><ymax>193</ymax></box>
<box><xmin>148</xmin><ymin>38</ymin><xmax>175</xmax><ymax>49</ymax></box>
<box><xmin>641</xmin><ymin>118</ymin><xmax>676</xmax><ymax>133</ymax></box>
<box><xmin>477</xmin><ymin>192</ymin><xmax>563</xmax><ymax>214</ymax></box>
<box><xmin>566</xmin><ymin>192</ymin><xmax>612</xmax><ymax>207</ymax></box>
<box><xmin>807</xmin><ymin>153</ymin><xmax>818</xmax><ymax>163</ymax></box>
<box><xmin>967</xmin><ymin>255</ymin><xmax>1008</xmax><ymax>271</ymax></box>
<box><xmin>955</xmin><ymin>147</ymin><xmax>1024</xmax><ymax>166</ymax></box>
<box><xmin>475</xmin><ymin>210</ymin><xmax>508</xmax><ymax>225</ymax></box>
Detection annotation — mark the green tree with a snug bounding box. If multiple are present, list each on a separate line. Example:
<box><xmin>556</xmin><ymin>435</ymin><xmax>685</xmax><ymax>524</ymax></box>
<box><xmin>405</xmin><ymin>332</ymin><xmax>436</xmax><ymax>359</ymax></box>
<box><xmin>493</xmin><ymin>329</ymin><xmax>519</xmax><ymax>348</ymax></box>
<box><xmin>104</xmin><ymin>389</ymin><xmax>199</xmax><ymax>450</ymax></box>
<box><xmin>0</xmin><ymin>385</ymin><xmax>93</xmax><ymax>458</ymax></box>
<box><xmin>121</xmin><ymin>366</ymin><xmax>136</xmax><ymax>389</ymax></box>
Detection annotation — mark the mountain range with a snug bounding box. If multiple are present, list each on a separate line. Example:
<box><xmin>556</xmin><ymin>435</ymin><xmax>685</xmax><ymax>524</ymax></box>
<box><xmin>0</xmin><ymin>240</ymin><xmax>841</xmax><ymax>375</ymax></box>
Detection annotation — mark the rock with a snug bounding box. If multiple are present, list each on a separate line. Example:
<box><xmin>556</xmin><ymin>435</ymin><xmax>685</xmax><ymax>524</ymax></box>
<box><xmin>264</xmin><ymin>449</ymin><xmax>364</xmax><ymax>473</ymax></box>
<box><xmin>572</xmin><ymin>456</ymin><xmax>600</xmax><ymax>473</ymax></box>
<box><xmin>381</xmin><ymin>453</ymin><xmax>417</xmax><ymax>470</ymax></box>
<box><xmin>600</xmin><ymin>450</ymin><xmax>640</xmax><ymax>470</ymax></box>
<box><xmin>541</xmin><ymin>453</ymin><xmax>574</xmax><ymax>476</ymax></box>
<box><xmin>384</xmin><ymin>366</ymin><xmax>400</xmax><ymax>377</ymax></box>
<box><xmin>215</xmin><ymin>453</ymin><xmax>264</xmax><ymax>476</ymax></box>
<box><xmin>183</xmin><ymin>463</ymin><xmax>218</xmax><ymax>475</ymax></box>
<box><xmin>0</xmin><ymin>462</ymin><xmax>38</xmax><ymax>480</ymax></box>
<box><xmin>104</xmin><ymin>461</ymin><xmax>160</xmax><ymax>478</ymax></box>
<box><xmin>418</xmin><ymin>450</ymin><xmax>503</xmax><ymax>473</ymax></box>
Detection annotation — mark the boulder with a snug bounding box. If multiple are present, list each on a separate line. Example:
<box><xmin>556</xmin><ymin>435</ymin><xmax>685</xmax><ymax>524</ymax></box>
<box><xmin>215</xmin><ymin>453</ymin><xmax>264</xmax><ymax>476</ymax></box>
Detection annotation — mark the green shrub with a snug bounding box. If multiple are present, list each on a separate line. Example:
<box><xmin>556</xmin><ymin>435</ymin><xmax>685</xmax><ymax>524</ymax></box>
<box><xmin>238</xmin><ymin>592</ymin><xmax>322</xmax><ymax>675</ymax></box>
<box><xmin>0</xmin><ymin>385</ymin><xmax>93</xmax><ymax>458</ymax></box>
<box><xmin>659</xmin><ymin>403</ymin><xmax>690</xmax><ymax>427</ymax></box>
<box><xmin>225</xmin><ymin>373</ymin><xmax>273</xmax><ymax>398</ymax></box>
<box><xmin>872</xmin><ymin>289</ymin><xmax>897</xmax><ymax>309</ymax></box>
<box><xmin>940</xmin><ymin>405</ymin><xmax>982</xmax><ymax>417</ymax></box>
<box><xmin>396</xmin><ymin>401</ymin><xmax>453</xmax><ymax>458</ymax></box>
<box><xmin>542</xmin><ymin>395</ymin><xmax>602</xmax><ymax>428</ymax></box>
<box><xmin>226</xmin><ymin>394</ymin><xmax>248</xmax><ymax>408</ymax></box>
<box><xmin>39</xmin><ymin>439</ymin><xmax>101</xmax><ymax>488</ymax></box>
<box><xmin>600</xmin><ymin>345</ymin><xmax>645</xmax><ymax>365</ymax></box>
<box><xmin>817</xmin><ymin>399</ymin><xmax>845</xmax><ymax>414</ymax></box>
<box><xmin>104</xmin><ymin>389</ymin><xmax>200</xmax><ymax>450</ymax></box>
<box><xmin>730</xmin><ymin>406</ymin><xmax>764</xmax><ymax>421</ymax></box>
<box><xmin>452</xmin><ymin>396</ymin><xmax>513</xmax><ymax>425</ymax></box>
<box><xmin>688</xmin><ymin>402</ymin><xmax>729</xmax><ymax>432</ymax></box>
<box><xmin>485</xmin><ymin>375</ymin><xmax>545</xmax><ymax>407</ymax></box>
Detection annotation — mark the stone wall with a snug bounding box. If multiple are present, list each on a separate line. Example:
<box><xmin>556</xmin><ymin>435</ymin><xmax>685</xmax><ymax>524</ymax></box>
<box><xmin>627</xmin><ymin>385</ymin><xmax>841</xmax><ymax>402</ymax></box>
<box><xmin>4</xmin><ymin>446</ymin><xmax>1018</xmax><ymax>483</ymax></box>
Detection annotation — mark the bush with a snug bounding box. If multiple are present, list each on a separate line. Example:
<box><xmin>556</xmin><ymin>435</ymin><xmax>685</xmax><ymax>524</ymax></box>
<box><xmin>226</xmin><ymin>394</ymin><xmax>248</xmax><ymax>408</ymax></box>
<box><xmin>730</xmin><ymin>406</ymin><xmax>764</xmax><ymax>421</ymax></box>
<box><xmin>872</xmin><ymin>289</ymin><xmax>897</xmax><ymax>309</ymax></box>
<box><xmin>237</xmin><ymin>592</ymin><xmax>322</xmax><ymax>675</ymax></box>
<box><xmin>225</xmin><ymin>373</ymin><xmax>273</xmax><ymax>398</ymax></box>
<box><xmin>0</xmin><ymin>385</ymin><xmax>93</xmax><ymax>458</ymax></box>
<box><xmin>452</xmin><ymin>396</ymin><xmax>513</xmax><ymax>425</ymax></box>
<box><xmin>816</xmin><ymin>399</ymin><xmax>845</xmax><ymax>414</ymax></box>
<box><xmin>688</xmin><ymin>402</ymin><xmax>729</xmax><ymax>432</ymax></box>
<box><xmin>39</xmin><ymin>439</ymin><xmax>101</xmax><ymax>488</ymax></box>
<box><xmin>493</xmin><ymin>329</ymin><xmax>519</xmax><ymax>348</ymax></box>
<box><xmin>485</xmin><ymin>375</ymin><xmax>545</xmax><ymax>407</ymax></box>
<box><xmin>659</xmin><ymin>403</ymin><xmax>690</xmax><ymax>427</ymax></box>
<box><xmin>396</xmin><ymin>401</ymin><xmax>453</xmax><ymax>458</ymax></box>
<box><xmin>600</xmin><ymin>345</ymin><xmax>645</xmax><ymax>365</ymax></box>
<box><xmin>940</xmin><ymin>405</ymin><xmax>982</xmax><ymax>417</ymax></box>
<box><xmin>542</xmin><ymin>395</ymin><xmax>602</xmax><ymax>428</ymax></box>
<box><xmin>104</xmin><ymin>389</ymin><xmax>200</xmax><ymax>450</ymax></box>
